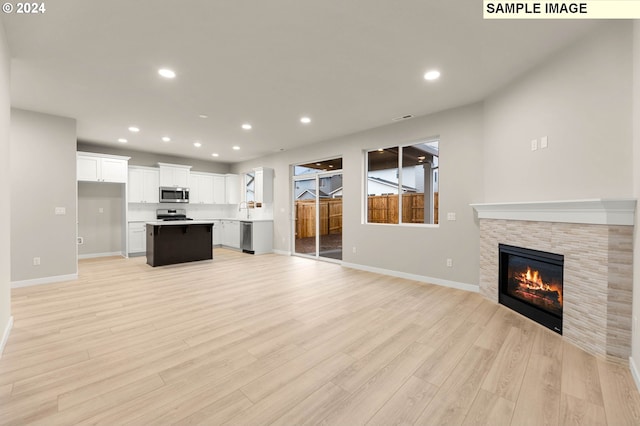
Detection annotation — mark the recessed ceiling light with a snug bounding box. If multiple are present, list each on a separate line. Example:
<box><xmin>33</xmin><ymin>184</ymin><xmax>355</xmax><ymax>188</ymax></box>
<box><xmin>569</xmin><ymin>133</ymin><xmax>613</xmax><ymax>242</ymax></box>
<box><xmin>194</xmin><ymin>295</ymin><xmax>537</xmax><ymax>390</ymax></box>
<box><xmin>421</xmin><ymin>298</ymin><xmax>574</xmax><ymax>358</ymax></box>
<box><xmin>316</xmin><ymin>163</ymin><xmax>322</xmax><ymax>166</ymax></box>
<box><xmin>423</xmin><ymin>70</ymin><xmax>441</xmax><ymax>81</ymax></box>
<box><xmin>118</xmin><ymin>138</ymin><xmax>127</xmax><ymax>143</ymax></box>
<box><xmin>193</xmin><ymin>142</ymin><xmax>202</xmax><ymax>148</ymax></box>
<box><xmin>232</xmin><ymin>146</ymin><xmax>240</xmax><ymax>150</ymax></box>
<box><xmin>241</xmin><ymin>123</ymin><xmax>252</xmax><ymax>130</ymax></box>
<box><xmin>211</xmin><ymin>153</ymin><xmax>219</xmax><ymax>157</ymax></box>
<box><xmin>128</xmin><ymin>126</ymin><xmax>140</xmax><ymax>133</ymax></box>
<box><xmin>300</xmin><ymin>116</ymin><xmax>311</xmax><ymax>124</ymax></box>
<box><xmin>199</xmin><ymin>114</ymin><xmax>208</xmax><ymax>119</ymax></box>
<box><xmin>161</xmin><ymin>136</ymin><xmax>171</xmax><ymax>142</ymax></box>
<box><xmin>158</xmin><ymin>68</ymin><xmax>176</xmax><ymax>79</ymax></box>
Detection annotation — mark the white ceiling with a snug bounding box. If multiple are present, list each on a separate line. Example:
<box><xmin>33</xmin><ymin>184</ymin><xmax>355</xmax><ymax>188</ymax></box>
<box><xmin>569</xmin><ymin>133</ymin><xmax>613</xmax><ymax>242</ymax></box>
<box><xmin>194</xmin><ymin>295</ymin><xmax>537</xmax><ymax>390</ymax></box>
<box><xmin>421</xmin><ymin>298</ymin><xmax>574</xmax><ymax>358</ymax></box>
<box><xmin>2</xmin><ymin>1</ymin><xmax>600</xmax><ymax>163</ymax></box>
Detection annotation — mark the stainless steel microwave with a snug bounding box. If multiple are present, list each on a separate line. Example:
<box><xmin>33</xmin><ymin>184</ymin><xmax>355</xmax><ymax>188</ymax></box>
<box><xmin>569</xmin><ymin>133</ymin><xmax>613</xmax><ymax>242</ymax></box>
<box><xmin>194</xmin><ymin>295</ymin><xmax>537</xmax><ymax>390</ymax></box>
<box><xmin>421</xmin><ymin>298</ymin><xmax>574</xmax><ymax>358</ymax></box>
<box><xmin>159</xmin><ymin>187</ymin><xmax>189</xmax><ymax>203</ymax></box>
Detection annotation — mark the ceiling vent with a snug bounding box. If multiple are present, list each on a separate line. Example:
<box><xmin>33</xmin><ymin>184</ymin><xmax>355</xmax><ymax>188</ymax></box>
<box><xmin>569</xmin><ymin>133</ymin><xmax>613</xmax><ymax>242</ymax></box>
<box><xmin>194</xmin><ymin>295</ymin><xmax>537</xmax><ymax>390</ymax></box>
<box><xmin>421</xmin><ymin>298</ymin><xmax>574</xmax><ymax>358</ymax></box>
<box><xmin>392</xmin><ymin>114</ymin><xmax>414</xmax><ymax>122</ymax></box>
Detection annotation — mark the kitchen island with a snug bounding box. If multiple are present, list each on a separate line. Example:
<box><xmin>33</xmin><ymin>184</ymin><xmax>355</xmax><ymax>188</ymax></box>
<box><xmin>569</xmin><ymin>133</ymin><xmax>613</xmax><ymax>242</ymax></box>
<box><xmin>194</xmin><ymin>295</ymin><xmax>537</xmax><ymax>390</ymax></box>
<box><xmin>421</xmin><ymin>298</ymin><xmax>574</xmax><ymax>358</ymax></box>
<box><xmin>145</xmin><ymin>220</ymin><xmax>214</xmax><ymax>267</ymax></box>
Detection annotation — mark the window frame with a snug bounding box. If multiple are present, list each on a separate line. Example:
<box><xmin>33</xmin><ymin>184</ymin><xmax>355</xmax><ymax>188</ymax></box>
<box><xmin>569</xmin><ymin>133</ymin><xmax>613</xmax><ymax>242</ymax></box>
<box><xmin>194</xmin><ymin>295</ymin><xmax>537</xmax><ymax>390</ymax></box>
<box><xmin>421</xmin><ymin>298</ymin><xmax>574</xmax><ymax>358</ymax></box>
<box><xmin>364</xmin><ymin>138</ymin><xmax>439</xmax><ymax>227</ymax></box>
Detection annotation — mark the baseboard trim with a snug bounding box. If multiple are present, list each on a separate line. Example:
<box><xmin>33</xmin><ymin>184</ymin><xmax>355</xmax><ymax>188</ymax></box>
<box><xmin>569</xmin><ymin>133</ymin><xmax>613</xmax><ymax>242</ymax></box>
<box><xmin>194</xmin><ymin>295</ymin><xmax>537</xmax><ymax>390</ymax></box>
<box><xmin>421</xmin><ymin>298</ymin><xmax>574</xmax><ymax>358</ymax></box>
<box><xmin>272</xmin><ymin>249</ymin><xmax>291</xmax><ymax>256</ymax></box>
<box><xmin>630</xmin><ymin>356</ymin><xmax>640</xmax><ymax>392</ymax></box>
<box><xmin>78</xmin><ymin>252</ymin><xmax>124</xmax><ymax>260</ymax></box>
<box><xmin>341</xmin><ymin>262</ymin><xmax>479</xmax><ymax>293</ymax></box>
<box><xmin>12</xmin><ymin>273</ymin><xmax>78</xmax><ymax>288</ymax></box>
<box><xmin>0</xmin><ymin>316</ymin><xmax>13</xmax><ymax>358</ymax></box>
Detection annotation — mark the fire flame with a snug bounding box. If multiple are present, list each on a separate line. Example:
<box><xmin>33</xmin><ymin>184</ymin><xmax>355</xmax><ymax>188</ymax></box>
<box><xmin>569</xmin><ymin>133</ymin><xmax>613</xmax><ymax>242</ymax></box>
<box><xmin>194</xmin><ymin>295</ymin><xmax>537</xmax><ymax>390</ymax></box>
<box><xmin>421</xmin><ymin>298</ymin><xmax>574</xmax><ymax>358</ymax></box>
<box><xmin>518</xmin><ymin>267</ymin><xmax>562</xmax><ymax>305</ymax></box>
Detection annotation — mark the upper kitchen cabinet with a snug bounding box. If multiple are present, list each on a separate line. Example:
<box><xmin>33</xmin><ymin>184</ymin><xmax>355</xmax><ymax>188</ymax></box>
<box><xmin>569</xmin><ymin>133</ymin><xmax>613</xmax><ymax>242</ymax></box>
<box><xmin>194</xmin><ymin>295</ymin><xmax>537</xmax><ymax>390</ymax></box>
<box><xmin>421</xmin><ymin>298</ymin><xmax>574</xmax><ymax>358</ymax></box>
<box><xmin>128</xmin><ymin>166</ymin><xmax>159</xmax><ymax>203</ymax></box>
<box><xmin>255</xmin><ymin>167</ymin><xmax>273</xmax><ymax>205</ymax></box>
<box><xmin>213</xmin><ymin>175</ymin><xmax>226</xmax><ymax>204</ymax></box>
<box><xmin>243</xmin><ymin>167</ymin><xmax>273</xmax><ymax>206</ymax></box>
<box><xmin>158</xmin><ymin>163</ymin><xmax>191</xmax><ymax>188</ymax></box>
<box><xmin>225</xmin><ymin>174</ymin><xmax>240</xmax><ymax>204</ymax></box>
<box><xmin>190</xmin><ymin>172</ymin><xmax>215</xmax><ymax>204</ymax></box>
<box><xmin>77</xmin><ymin>152</ymin><xmax>130</xmax><ymax>183</ymax></box>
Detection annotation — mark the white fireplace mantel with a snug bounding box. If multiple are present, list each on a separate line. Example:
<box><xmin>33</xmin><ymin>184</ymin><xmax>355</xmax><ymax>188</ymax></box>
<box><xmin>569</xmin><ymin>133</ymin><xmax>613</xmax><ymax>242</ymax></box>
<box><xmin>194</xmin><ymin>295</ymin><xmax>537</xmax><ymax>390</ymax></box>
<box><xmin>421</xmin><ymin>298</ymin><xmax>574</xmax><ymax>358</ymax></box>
<box><xmin>470</xmin><ymin>199</ymin><xmax>636</xmax><ymax>226</ymax></box>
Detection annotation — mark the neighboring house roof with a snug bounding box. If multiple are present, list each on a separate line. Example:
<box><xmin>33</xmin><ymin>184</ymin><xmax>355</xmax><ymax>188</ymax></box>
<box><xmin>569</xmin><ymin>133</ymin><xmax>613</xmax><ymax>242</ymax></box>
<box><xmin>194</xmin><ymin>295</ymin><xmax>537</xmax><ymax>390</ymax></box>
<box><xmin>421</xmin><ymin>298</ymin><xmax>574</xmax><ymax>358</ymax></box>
<box><xmin>367</xmin><ymin>176</ymin><xmax>416</xmax><ymax>192</ymax></box>
<box><xmin>296</xmin><ymin>189</ymin><xmax>330</xmax><ymax>199</ymax></box>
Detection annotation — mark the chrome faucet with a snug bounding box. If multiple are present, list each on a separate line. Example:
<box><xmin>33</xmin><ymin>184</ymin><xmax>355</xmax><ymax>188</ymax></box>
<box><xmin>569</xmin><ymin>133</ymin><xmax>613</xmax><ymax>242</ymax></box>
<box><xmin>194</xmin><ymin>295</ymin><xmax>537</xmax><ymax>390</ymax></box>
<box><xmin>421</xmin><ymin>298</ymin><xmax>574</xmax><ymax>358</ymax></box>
<box><xmin>238</xmin><ymin>201</ymin><xmax>251</xmax><ymax>219</ymax></box>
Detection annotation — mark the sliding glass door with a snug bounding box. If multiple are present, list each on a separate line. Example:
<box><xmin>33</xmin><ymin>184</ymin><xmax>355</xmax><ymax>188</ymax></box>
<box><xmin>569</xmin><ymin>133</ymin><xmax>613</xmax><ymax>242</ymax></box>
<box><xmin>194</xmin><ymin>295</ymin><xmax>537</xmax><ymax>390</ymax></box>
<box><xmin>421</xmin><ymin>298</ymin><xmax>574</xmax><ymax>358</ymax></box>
<box><xmin>293</xmin><ymin>159</ymin><xmax>342</xmax><ymax>261</ymax></box>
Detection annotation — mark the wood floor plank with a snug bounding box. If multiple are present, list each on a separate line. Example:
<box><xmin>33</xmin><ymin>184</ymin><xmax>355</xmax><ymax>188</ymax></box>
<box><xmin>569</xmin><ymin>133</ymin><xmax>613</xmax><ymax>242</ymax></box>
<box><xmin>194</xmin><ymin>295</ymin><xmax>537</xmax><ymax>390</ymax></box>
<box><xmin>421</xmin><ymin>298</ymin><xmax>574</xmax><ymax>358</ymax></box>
<box><xmin>0</xmin><ymin>249</ymin><xmax>637</xmax><ymax>425</ymax></box>
<box><xmin>462</xmin><ymin>388</ymin><xmax>515</xmax><ymax>426</ymax></box>
<box><xmin>480</xmin><ymin>325</ymin><xmax>534</xmax><ymax>402</ymax></box>
<box><xmin>366</xmin><ymin>375</ymin><xmax>438</xmax><ymax>426</ymax></box>
<box><xmin>597</xmin><ymin>358</ymin><xmax>640</xmax><ymax>425</ymax></box>
<box><xmin>510</xmin><ymin>352</ymin><xmax>562</xmax><ymax>426</ymax></box>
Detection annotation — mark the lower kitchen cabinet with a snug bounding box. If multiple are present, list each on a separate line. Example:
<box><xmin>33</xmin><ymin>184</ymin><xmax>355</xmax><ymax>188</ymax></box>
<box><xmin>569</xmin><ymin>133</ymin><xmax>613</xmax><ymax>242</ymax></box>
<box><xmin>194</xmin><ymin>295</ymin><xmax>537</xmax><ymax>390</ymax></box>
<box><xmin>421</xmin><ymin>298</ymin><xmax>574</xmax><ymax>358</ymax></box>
<box><xmin>128</xmin><ymin>222</ymin><xmax>146</xmax><ymax>254</ymax></box>
<box><xmin>221</xmin><ymin>220</ymin><xmax>240</xmax><ymax>249</ymax></box>
<box><xmin>212</xmin><ymin>220</ymin><xmax>222</xmax><ymax>246</ymax></box>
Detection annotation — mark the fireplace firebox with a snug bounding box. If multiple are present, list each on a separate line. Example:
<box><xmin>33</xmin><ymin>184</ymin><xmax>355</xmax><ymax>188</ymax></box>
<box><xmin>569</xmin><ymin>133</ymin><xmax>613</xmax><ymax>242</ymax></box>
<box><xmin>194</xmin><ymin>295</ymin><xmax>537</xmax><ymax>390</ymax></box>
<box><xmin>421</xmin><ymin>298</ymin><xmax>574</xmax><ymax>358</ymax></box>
<box><xmin>498</xmin><ymin>244</ymin><xmax>564</xmax><ymax>334</ymax></box>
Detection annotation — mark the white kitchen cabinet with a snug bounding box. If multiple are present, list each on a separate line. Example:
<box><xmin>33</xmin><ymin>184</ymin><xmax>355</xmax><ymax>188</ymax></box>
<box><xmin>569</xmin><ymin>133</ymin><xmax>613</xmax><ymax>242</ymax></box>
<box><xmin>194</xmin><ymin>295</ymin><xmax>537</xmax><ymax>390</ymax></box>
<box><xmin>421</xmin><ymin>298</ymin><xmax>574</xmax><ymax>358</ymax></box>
<box><xmin>225</xmin><ymin>174</ymin><xmax>240</xmax><ymax>204</ymax></box>
<box><xmin>77</xmin><ymin>152</ymin><xmax>129</xmax><ymax>183</ymax></box>
<box><xmin>128</xmin><ymin>222</ymin><xmax>147</xmax><ymax>254</ymax></box>
<box><xmin>221</xmin><ymin>220</ymin><xmax>240</xmax><ymax>248</ymax></box>
<box><xmin>213</xmin><ymin>175</ymin><xmax>226</xmax><ymax>204</ymax></box>
<box><xmin>212</xmin><ymin>220</ymin><xmax>222</xmax><ymax>246</ymax></box>
<box><xmin>128</xmin><ymin>166</ymin><xmax>159</xmax><ymax>203</ymax></box>
<box><xmin>254</xmin><ymin>167</ymin><xmax>273</xmax><ymax>205</ymax></box>
<box><xmin>158</xmin><ymin>163</ymin><xmax>191</xmax><ymax>188</ymax></box>
<box><xmin>190</xmin><ymin>172</ymin><xmax>215</xmax><ymax>204</ymax></box>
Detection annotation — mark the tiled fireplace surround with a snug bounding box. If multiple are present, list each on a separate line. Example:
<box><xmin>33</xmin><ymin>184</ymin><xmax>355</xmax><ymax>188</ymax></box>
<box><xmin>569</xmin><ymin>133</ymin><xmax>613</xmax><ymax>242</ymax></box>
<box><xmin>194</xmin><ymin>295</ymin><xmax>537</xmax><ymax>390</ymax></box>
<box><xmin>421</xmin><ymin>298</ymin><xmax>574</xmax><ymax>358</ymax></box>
<box><xmin>472</xmin><ymin>199</ymin><xmax>636</xmax><ymax>361</ymax></box>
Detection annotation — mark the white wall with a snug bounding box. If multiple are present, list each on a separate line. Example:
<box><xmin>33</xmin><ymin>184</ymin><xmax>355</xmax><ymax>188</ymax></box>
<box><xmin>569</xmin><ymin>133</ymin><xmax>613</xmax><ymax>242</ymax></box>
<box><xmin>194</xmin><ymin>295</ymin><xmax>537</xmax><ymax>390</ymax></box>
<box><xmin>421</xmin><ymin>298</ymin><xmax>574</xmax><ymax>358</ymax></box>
<box><xmin>631</xmin><ymin>20</ymin><xmax>640</xmax><ymax>387</ymax></box>
<box><xmin>77</xmin><ymin>182</ymin><xmax>125</xmax><ymax>257</ymax></box>
<box><xmin>0</xmin><ymin>16</ymin><xmax>12</xmax><ymax>353</ymax></box>
<box><xmin>484</xmin><ymin>22</ymin><xmax>633</xmax><ymax>202</ymax></box>
<box><xmin>10</xmin><ymin>109</ymin><xmax>77</xmax><ymax>284</ymax></box>
<box><xmin>233</xmin><ymin>102</ymin><xmax>484</xmax><ymax>288</ymax></box>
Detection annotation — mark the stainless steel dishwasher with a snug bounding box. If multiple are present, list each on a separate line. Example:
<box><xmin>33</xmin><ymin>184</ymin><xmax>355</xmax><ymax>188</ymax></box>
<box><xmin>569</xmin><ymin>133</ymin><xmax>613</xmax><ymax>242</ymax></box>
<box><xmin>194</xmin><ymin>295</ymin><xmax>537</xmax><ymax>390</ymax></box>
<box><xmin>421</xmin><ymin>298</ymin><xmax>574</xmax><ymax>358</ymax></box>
<box><xmin>241</xmin><ymin>221</ymin><xmax>253</xmax><ymax>254</ymax></box>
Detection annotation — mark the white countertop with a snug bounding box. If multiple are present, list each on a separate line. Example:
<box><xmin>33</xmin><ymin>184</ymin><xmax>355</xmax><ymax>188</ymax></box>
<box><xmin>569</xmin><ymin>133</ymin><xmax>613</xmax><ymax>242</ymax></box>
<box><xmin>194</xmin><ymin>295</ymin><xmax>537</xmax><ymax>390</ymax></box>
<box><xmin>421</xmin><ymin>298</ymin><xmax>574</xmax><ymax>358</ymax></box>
<box><xmin>145</xmin><ymin>220</ymin><xmax>216</xmax><ymax>226</ymax></box>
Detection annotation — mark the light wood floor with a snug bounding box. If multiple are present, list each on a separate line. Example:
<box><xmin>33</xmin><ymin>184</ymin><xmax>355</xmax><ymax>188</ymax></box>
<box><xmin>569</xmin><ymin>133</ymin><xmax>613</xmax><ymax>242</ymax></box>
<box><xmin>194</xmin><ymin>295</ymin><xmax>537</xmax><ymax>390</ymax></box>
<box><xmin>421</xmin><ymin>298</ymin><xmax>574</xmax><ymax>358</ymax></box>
<box><xmin>1</xmin><ymin>248</ymin><xmax>640</xmax><ymax>425</ymax></box>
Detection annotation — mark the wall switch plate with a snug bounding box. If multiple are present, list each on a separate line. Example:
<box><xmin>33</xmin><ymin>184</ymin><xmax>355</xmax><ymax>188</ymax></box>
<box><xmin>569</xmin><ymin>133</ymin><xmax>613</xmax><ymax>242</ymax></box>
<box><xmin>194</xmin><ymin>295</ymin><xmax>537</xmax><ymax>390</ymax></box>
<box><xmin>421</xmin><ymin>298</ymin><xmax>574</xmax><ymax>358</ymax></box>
<box><xmin>352</xmin><ymin>246</ymin><xmax>357</xmax><ymax>254</ymax></box>
<box><xmin>33</xmin><ymin>257</ymin><xmax>40</xmax><ymax>266</ymax></box>
<box><xmin>531</xmin><ymin>139</ymin><xmax>538</xmax><ymax>151</ymax></box>
<box><xmin>447</xmin><ymin>212</ymin><xmax>456</xmax><ymax>221</ymax></box>
<box><xmin>446</xmin><ymin>258</ymin><xmax>453</xmax><ymax>267</ymax></box>
<box><xmin>98</xmin><ymin>207</ymin><xmax>104</xmax><ymax>213</ymax></box>
<box><xmin>55</xmin><ymin>207</ymin><xmax>66</xmax><ymax>215</ymax></box>
<box><xmin>540</xmin><ymin>136</ymin><xmax>548</xmax><ymax>149</ymax></box>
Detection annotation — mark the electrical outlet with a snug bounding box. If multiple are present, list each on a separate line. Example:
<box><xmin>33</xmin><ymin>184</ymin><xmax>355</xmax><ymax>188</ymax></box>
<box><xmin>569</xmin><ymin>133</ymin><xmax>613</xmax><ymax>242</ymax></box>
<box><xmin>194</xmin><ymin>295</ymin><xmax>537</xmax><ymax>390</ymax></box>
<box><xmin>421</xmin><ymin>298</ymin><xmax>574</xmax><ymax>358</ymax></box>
<box><xmin>55</xmin><ymin>207</ymin><xmax>66</xmax><ymax>215</ymax></box>
<box><xmin>540</xmin><ymin>136</ymin><xmax>548</xmax><ymax>149</ymax></box>
<box><xmin>33</xmin><ymin>257</ymin><xmax>40</xmax><ymax>266</ymax></box>
<box><xmin>531</xmin><ymin>139</ymin><xmax>538</xmax><ymax>151</ymax></box>
<box><xmin>77</xmin><ymin>237</ymin><xmax>84</xmax><ymax>245</ymax></box>
<box><xmin>446</xmin><ymin>258</ymin><xmax>453</xmax><ymax>267</ymax></box>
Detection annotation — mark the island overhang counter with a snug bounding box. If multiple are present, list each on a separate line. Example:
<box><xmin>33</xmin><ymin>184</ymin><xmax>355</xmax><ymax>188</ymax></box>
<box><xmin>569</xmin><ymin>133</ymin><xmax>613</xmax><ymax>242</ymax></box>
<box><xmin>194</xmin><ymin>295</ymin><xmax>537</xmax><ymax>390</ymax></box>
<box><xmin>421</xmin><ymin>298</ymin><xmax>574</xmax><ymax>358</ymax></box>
<box><xmin>145</xmin><ymin>220</ymin><xmax>214</xmax><ymax>267</ymax></box>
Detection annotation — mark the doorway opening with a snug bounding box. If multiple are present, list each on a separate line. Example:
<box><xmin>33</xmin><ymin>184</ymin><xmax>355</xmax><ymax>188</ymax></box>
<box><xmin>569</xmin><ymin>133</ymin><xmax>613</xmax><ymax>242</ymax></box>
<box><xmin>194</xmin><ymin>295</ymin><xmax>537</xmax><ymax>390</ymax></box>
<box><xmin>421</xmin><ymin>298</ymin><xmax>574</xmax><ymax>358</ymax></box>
<box><xmin>292</xmin><ymin>158</ymin><xmax>343</xmax><ymax>261</ymax></box>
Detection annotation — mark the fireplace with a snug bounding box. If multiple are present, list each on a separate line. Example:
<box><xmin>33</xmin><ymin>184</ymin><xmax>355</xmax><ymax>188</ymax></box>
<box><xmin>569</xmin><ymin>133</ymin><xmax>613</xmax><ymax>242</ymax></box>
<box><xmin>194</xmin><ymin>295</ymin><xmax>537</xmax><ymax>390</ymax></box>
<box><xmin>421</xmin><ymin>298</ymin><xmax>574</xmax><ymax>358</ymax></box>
<box><xmin>499</xmin><ymin>244</ymin><xmax>564</xmax><ymax>334</ymax></box>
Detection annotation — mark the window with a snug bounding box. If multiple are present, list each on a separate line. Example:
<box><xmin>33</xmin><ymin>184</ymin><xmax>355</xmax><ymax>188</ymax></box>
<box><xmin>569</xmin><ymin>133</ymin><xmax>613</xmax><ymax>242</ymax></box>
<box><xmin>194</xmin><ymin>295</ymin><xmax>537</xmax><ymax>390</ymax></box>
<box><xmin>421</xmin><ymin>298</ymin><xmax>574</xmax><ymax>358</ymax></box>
<box><xmin>366</xmin><ymin>140</ymin><xmax>439</xmax><ymax>225</ymax></box>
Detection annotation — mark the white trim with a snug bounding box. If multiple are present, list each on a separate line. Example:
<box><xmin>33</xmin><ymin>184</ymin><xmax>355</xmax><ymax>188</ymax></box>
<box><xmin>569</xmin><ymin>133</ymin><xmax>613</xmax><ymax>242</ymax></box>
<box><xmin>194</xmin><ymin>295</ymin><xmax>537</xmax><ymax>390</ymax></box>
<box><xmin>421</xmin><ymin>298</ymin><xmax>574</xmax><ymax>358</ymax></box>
<box><xmin>630</xmin><ymin>357</ymin><xmax>640</xmax><ymax>393</ymax></box>
<box><xmin>341</xmin><ymin>262</ymin><xmax>479</xmax><ymax>293</ymax></box>
<box><xmin>471</xmin><ymin>199</ymin><xmax>636</xmax><ymax>226</ymax></box>
<box><xmin>0</xmin><ymin>316</ymin><xmax>13</xmax><ymax>358</ymax></box>
<box><xmin>12</xmin><ymin>273</ymin><xmax>78</xmax><ymax>288</ymax></box>
<box><xmin>78</xmin><ymin>251</ymin><xmax>124</xmax><ymax>260</ymax></box>
<box><xmin>272</xmin><ymin>249</ymin><xmax>291</xmax><ymax>256</ymax></box>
